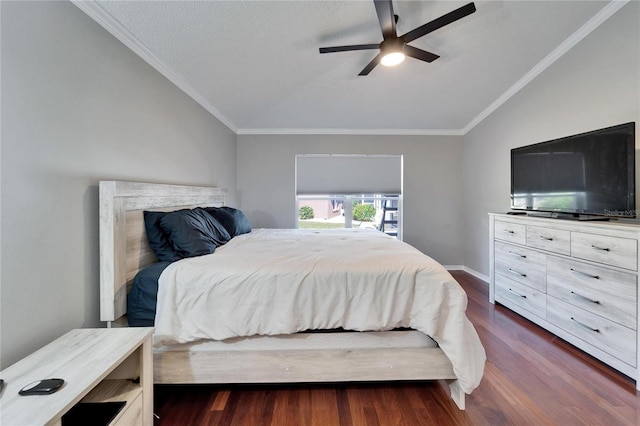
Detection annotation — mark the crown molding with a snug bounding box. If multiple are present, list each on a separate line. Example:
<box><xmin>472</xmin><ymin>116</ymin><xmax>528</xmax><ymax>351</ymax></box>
<box><xmin>236</xmin><ymin>128</ymin><xmax>464</xmax><ymax>136</ymax></box>
<box><xmin>462</xmin><ymin>0</ymin><xmax>629</xmax><ymax>135</ymax></box>
<box><xmin>71</xmin><ymin>0</ymin><xmax>238</xmax><ymax>133</ymax></box>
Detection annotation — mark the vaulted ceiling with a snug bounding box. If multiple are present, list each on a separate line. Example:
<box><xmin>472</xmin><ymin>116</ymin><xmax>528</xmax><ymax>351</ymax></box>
<box><xmin>74</xmin><ymin>1</ymin><xmax>620</xmax><ymax>134</ymax></box>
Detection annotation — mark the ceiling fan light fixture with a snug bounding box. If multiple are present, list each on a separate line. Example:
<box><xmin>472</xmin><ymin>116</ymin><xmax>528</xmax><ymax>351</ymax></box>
<box><xmin>379</xmin><ymin>38</ymin><xmax>405</xmax><ymax>67</ymax></box>
<box><xmin>381</xmin><ymin>51</ymin><xmax>405</xmax><ymax>67</ymax></box>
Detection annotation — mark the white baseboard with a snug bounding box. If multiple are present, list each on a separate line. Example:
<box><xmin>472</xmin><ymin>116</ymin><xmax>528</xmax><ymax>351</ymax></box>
<box><xmin>462</xmin><ymin>266</ymin><xmax>490</xmax><ymax>283</ymax></box>
<box><xmin>445</xmin><ymin>265</ymin><xmax>489</xmax><ymax>284</ymax></box>
<box><xmin>444</xmin><ymin>264</ymin><xmax>464</xmax><ymax>271</ymax></box>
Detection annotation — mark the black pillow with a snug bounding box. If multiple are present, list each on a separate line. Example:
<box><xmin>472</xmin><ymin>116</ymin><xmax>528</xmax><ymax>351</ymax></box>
<box><xmin>159</xmin><ymin>208</ymin><xmax>231</xmax><ymax>258</ymax></box>
<box><xmin>143</xmin><ymin>211</ymin><xmax>183</xmax><ymax>262</ymax></box>
<box><xmin>204</xmin><ymin>206</ymin><xmax>252</xmax><ymax>238</ymax></box>
<box><xmin>127</xmin><ymin>261</ymin><xmax>172</xmax><ymax>327</ymax></box>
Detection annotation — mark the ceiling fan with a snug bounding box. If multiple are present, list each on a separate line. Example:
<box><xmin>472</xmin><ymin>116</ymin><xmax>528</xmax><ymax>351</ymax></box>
<box><xmin>319</xmin><ymin>0</ymin><xmax>476</xmax><ymax>76</ymax></box>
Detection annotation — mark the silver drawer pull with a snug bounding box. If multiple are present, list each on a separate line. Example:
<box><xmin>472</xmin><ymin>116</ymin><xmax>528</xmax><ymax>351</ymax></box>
<box><xmin>570</xmin><ymin>317</ymin><xmax>600</xmax><ymax>333</ymax></box>
<box><xmin>591</xmin><ymin>244</ymin><xmax>610</xmax><ymax>252</ymax></box>
<box><xmin>504</xmin><ymin>229</ymin><xmax>515</xmax><ymax>234</ymax></box>
<box><xmin>508</xmin><ymin>251</ymin><xmax>526</xmax><ymax>259</ymax></box>
<box><xmin>570</xmin><ymin>268</ymin><xmax>600</xmax><ymax>280</ymax></box>
<box><xmin>508</xmin><ymin>288</ymin><xmax>527</xmax><ymax>298</ymax></box>
<box><xmin>570</xmin><ymin>291</ymin><xmax>600</xmax><ymax>305</ymax></box>
<box><xmin>508</xmin><ymin>268</ymin><xmax>527</xmax><ymax>277</ymax></box>
<box><xmin>539</xmin><ymin>236</ymin><xmax>553</xmax><ymax>241</ymax></box>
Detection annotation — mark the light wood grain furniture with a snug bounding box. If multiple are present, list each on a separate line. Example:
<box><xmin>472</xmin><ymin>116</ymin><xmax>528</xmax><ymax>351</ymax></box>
<box><xmin>0</xmin><ymin>327</ymin><xmax>153</xmax><ymax>426</ymax></box>
<box><xmin>489</xmin><ymin>213</ymin><xmax>640</xmax><ymax>388</ymax></box>
<box><xmin>99</xmin><ymin>181</ymin><xmax>475</xmax><ymax>410</ymax></box>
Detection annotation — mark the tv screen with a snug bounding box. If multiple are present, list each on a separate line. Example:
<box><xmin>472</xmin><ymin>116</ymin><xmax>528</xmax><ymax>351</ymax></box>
<box><xmin>511</xmin><ymin>122</ymin><xmax>636</xmax><ymax>218</ymax></box>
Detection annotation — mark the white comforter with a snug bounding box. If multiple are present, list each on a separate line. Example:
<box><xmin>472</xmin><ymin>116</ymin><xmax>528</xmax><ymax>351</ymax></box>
<box><xmin>155</xmin><ymin>228</ymin><xmax>485</xmax><ymax>393</ymax></box>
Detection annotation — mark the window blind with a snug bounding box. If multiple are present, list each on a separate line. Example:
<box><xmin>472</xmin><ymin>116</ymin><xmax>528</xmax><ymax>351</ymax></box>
<box><xmin>295</xmin><ymin>155</ymin><xmax>402</xmax><ymax>195</ymax></box>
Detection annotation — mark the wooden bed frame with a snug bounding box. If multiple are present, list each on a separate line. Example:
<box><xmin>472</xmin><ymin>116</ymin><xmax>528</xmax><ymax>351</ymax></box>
<box><xmin>99</xmin><ymin>180</ymin><xmax>466</xmax><ymax>409</ymax></box>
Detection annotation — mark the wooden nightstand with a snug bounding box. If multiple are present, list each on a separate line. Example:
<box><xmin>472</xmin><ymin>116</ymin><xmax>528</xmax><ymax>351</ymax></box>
<box><xmin>0</xmin><ymin>327</ymin><xmax>153</xmax><ymax>425</ymax></box>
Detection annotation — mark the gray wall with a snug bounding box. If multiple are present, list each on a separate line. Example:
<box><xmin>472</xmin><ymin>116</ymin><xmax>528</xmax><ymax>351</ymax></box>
<box><xmin>237</xmin><ymin>134</ymin><xmax>464</xmax><ymax>266</ymax></box>
<box><xmin>462</xmin><ymin>2</ymin><xmax>640</xmax><ymax>276</ymax></box>
<box><xmin>0</xmin><ymin>1</ymin><xmax>237</xmax><ymax>367</ymax></box>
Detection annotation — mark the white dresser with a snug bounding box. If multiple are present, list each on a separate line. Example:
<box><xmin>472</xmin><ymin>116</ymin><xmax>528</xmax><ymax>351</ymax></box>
<box><xmin>489</xmin><ymin>213</ymin><xmax>640</xmax><ymax>387</ymax></box>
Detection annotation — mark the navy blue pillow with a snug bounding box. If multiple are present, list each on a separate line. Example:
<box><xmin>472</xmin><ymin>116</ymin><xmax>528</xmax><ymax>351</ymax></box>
<box><xmin>159</xmin><ymin>208</ymin><xmax>231</xmax><ymax>258</ymax></box>
<box><xmin>127</xmin><ymin>261</ymin><xmax>171</xmax><ymax>327</ymax></box>
<box><xmin>143</xmin><ymin>211</ymin><xmax>183</xmax><ymax>262</ymax></box>
<box><xmin>204</xmin><ymin>207</ymin><xmax>251</xmax><ymax>238</ymax></box>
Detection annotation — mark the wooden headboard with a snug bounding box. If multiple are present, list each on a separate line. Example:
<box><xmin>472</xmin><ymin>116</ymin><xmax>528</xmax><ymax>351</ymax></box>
<box><xmin>99</xmin><ymin>181</ymin><xmax>227</xmax><ymax>323</ymax></box>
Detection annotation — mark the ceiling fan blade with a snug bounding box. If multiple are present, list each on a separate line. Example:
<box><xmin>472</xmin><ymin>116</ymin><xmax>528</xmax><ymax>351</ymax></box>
<box><xmin>404</xmin><ymin>45</ymin><xmax>440</xmax><ymax>63</ymax></box>
<box><xmin>319</xmin><ymin>44</ymin><xmax>380</xmax><ymax>54</ymax></box>
<box><xmin>358</xmin><ymin>52</ymin><xmax>383</xmax><ymax>76</ymax></box>
<box><xmin>401</xmin><ymin>2</ymin><xmax>476</xmax><ymax>43</ymax></box>
<box><xmin>374</xmin><ymin>0</ymin><xmax>397</xmax><ymax>40</ymax></box>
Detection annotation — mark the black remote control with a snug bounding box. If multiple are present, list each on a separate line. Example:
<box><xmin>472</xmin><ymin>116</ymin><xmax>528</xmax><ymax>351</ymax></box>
<box><xmin>19</xmin><ymin>378</ymin><xmax>64</xmax><ymax>395</ymax></box>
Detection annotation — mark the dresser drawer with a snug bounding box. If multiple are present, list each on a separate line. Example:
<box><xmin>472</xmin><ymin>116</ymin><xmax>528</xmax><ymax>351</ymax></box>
<box><xmin>571</xmin><ymin>232</ymin><xmax>638</xmax><ymax>271</ymax></box>
<box><xmin>547</xmin><ymin>297</ymin><xmax>636</xmax><ymax>367</ymax></box>
<box><xmin>494</xmin><ymin>221</ymin><xmax>526</xmax><ymax>245</ymax></box>
<box><xmin>495</xmin><ymin>242</ymin><xmax>546</xmax><ymax>292</ymax></box>
<box><xmin>495</xmin><ymin>241</ymin><xmax>546</xmax><ymax>271</ymax></box>
<box><xmin>526</xmin><ymin>225</ymin><xmax>570</xmax><ymax>255</ymax></box>
<box><xmin>495</xmin><ymin>274</ymin><xmax>546</xmax><ymax>319</ymax></box>
<box><xmin>547</xmin><ymin>257</ymin><xmax>636</xmax><ymax>330</ymax></box>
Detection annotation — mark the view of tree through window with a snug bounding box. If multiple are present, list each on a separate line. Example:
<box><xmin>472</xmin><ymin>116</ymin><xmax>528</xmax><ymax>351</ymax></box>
<box><xmin>297</xmin><ymin>194</ymin><xmax>401</xmax><ymax>239</ymax></box>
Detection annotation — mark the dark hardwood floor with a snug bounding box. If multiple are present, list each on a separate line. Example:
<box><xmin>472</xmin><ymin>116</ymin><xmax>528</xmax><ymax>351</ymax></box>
<box><xmin>153</xmin><ymin>271</ymin><xmax>640</xmax><ymax>425</ymax></box>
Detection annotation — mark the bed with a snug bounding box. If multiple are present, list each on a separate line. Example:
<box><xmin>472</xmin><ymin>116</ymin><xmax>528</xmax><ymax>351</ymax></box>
<box><xmin>99</xmin><ymin>180</ymin><xmax>485</xmax><ymax>410</ymax></box>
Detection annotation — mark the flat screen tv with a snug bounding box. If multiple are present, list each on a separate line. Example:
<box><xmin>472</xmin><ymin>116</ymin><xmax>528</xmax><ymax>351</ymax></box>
<box><xmin>511</xmin><ymin>122</ymin><xmax>636</xmax><ymax>219</ymax></box>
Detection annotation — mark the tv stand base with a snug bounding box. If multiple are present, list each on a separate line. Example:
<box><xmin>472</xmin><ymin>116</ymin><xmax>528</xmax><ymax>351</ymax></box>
<box><xmin>550</xmin><ymin>213</ymin><xmax>610</xmax><ymax>221</ymax></box>
<box><xmin>520</xmin><ymin>212</ymin><xmax>611</xmax><ymax>221</ymax></box>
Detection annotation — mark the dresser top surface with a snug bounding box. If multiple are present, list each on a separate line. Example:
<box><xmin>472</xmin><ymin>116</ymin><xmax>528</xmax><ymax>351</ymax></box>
<box><xmin>490</xmin><ymin>212</ymin><xmax>640</xmax><ymax>236</ymax></box>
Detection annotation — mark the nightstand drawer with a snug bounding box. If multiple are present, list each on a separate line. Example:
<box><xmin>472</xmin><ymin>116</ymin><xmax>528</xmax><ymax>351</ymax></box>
<box><xmin>495</xmin><ymin>273</ymin><xmax>546</xmax><ymax>319</ymax></box>
<box><xmin>113</xmin><ymin>393</ymin><xmax>142</xmax><ymax>426</ymax></box>
<box><xmin>495</xmin><ymin>221</ymin><xmax>526</xmax><ymax>245</ymax></box>
<box><xmin>571</xmin><ymin>232</ymin><xmax>637</xmax><ymax>270</ymax></box>
<box><xmin>547</xmin><ymin>297</ymin><xmax>636</xmax><ymax>366</ymax></box>
<box><xmin>547</xmin><ymin>257</ymin><xmax>636</xmax><ymax>329</ymax></box>
<box><xmin>526</xmin><ymin>225</ymin><xmax>570</xmax><ymax>255</ymax></box>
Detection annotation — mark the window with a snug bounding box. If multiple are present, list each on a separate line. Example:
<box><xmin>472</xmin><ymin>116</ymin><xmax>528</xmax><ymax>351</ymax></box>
<box><xmin>296</xmin><ymin>194</ymin><xmax>402</xmax><ymax>238</ymax></box>
<box><xmin>295</xmin><ymin>155</ymin><xmax>403</xmax><ymax>239</ymax></box>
